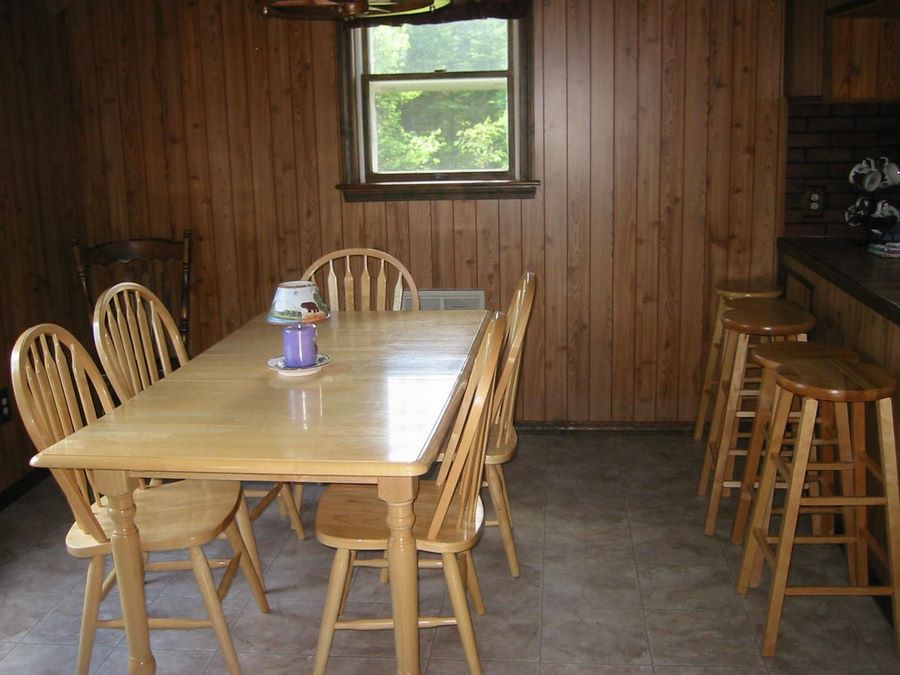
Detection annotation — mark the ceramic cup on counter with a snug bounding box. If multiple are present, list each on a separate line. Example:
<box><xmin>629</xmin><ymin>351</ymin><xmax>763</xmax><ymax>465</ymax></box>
<box><xmin>882</xmin><ymin>160</ymin><xmax>900</xmax><ymax>187</ymax></box>
<box><xmin>849</xmin><ymin>158</ymin><xmax>882</xmax><ymax>192</ymax></box>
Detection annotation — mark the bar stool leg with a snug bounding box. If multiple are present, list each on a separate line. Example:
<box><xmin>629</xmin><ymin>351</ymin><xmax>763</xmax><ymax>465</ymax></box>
<box><xmin>704</xmin><ymin>332</ymin><xmax>750</xmax><ymax>535</ymax></box>
<box><xmin>737</xmin><ymin>387</ymin><xmax>794</xmax><ymax>593</ymax></box>
<box><xmin>875</xmin><ymin>398</ymin><xmax>900</xmax><ymax>652</ymax></box>
<box><xmin>852</xmin><ymin>402</ymin><xmax>870</xmax><ymax>586</ymax></box>
<box><xmin>832</xmin><ymin>402</ymin><xmax>859</xmax><ymax>584</ymax></box>
<box><xmin>732</xmin><ymin>365</ymin><xmax>777</xmax><ymax>544</ymax></box>
<box><xmin>693</xmin><ymin>297</ymin><xmax>727</xmax><ymax>440</ymax></box>
<box><xmin>762</xmin><ymin>397</ymin><xmax>819</xmax><ymax>657</ymax></box>
<box><xmin>699</xmin><ymin>329</ymin><xmax>738</xmax><ymax>496</ymax></box>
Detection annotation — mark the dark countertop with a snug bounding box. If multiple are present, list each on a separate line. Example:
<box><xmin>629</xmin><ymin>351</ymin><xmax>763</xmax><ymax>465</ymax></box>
<box><xmin>778</xmin><ymin>237</ymin><xmax>900</xmax><ymax>325</ymax></box>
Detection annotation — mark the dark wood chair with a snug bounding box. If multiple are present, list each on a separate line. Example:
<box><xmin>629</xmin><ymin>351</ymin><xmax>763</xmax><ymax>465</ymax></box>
<box><xmin>71</xmin><ymin>230</ymin><xmax>192</xmax><ymax>350</ymax></box>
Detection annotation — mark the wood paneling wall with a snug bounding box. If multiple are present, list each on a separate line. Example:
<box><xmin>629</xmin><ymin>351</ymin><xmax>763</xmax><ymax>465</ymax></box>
<box><xmin>0</xmin><ymin>2</ymin><xmax>82</xmax><ymax>492</ymax></box>
<box><xmin>0</xmin><ymin>0</ymin><xmax>787</xmax><ymax>487</ymax></box>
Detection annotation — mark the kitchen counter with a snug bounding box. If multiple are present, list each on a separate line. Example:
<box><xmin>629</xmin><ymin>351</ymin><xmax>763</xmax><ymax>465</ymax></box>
<box><xmin>778</xmin><ymin>237</ymin><xmax>900</xmax><ymax>325</ymax></box>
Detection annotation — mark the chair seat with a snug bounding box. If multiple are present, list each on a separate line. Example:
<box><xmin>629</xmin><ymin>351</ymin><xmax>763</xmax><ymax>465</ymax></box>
<box><xmin>66</xmin><ymin>480</ymin><xmax>243</xmax><ymax>556</ymax></box>
<box><xmin>316</xmin><ymin>482</ymin><xmax>484</xmax><ymax>554</ymax></box>
<box><xmin>485</xmin><ymin>425</ymin><xmax>517</xmax><ymax>465</ymax></box>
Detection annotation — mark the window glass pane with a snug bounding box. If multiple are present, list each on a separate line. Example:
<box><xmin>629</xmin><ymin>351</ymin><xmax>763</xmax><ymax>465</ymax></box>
<box><xmin>368</xmin><ymin>19</ymin><xmax>508</xmax><ymax>74</ymax></box>
<box><xmin>370</xmin><ymin>78</ymin><xmax>509</xmax><ymax>173</ymax></box>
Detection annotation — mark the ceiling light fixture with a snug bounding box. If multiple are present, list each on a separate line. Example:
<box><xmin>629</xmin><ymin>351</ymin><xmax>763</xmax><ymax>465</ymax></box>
<box><xmin>260</xmin><ymin>0</ymin><xmax>451</xmax><ymax>21</ymax></box>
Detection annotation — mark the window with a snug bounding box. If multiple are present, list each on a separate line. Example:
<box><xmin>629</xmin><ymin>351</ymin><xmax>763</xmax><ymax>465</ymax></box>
<box><xmin>338</xmin><ymin>16</ymin><xmax>536</xmax><ymax>201</ymax></box>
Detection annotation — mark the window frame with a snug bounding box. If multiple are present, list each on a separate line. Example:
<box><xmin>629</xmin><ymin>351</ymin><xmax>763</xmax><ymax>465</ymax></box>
<box><xmin>337</xmin><ymin>17</ymin><xmax>537</xmax><ymax>202</ymax></box>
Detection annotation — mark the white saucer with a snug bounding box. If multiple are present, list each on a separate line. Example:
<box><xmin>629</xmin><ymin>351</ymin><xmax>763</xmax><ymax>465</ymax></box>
<box><xmin>267</xmin><ymin>354</ymin><xmax>331</xmax><ymax>377</ymax></box>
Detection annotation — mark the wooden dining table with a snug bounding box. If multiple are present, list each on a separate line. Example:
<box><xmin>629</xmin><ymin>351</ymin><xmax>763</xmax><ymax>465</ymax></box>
<box><xmin>30</xmin><ymin>309</ymin><xmax>489</xmax><ymax>675</ymax></box>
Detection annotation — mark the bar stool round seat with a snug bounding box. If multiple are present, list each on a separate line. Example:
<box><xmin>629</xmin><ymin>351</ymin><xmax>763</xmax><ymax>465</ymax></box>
<box><xmin>776</xmin><ymin>358</ymin><xmax>897</xmax><ymax>402</ymax></box>
<box><xmin>729</xmin><ymin>342</ymin><xmax>860</xmax><ymax>544</ymax></box>
<box><xmin>721</xmin><ymin>298</ymin><xmax>816</xmax><ymax>337</ymax></box>
<box><xmin>737</xmin><ymin>358</ymin><xmax>900</xmax><ymax>657</ymax></box>
<box><xmin>693</xmin><ymin>282</ymin><xmax>782</xmax><ymax>440</ymax></box>
<box><xmin>699</xmin><ymin>298</ymin><xmax>816</xmax><ymax>536</ymax></box>
<box><xmin>714</xmin><ymin>281</ymin><xmax>783</xmax><ymax>301</ymax></box>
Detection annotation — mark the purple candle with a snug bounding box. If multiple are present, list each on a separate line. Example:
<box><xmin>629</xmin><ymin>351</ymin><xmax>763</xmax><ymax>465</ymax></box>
<box><xmin>283</xmin><ymin>323</ymin><xmax>317</xmax><ymax>368</ymax></box>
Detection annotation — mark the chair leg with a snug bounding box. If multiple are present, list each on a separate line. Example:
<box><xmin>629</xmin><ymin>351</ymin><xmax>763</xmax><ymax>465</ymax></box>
<box><xmin>442</xmin><ymin>552</ymin><xmax>482</xmax><ymax>675</ymax></box>
<box><xmin>485</xmin><ymin>464</ymin><xmax>520</xmax><ymax>577</ymax></box>
<box><xmin>761</xmin><ymin>397</ymin><xmax>818</xmax><ymax>657</ymax></box>
<box><xmin>189</xmin><ymin>546</ymin><xmax>242</xmax><ymax>675</ymax></box>
<box><xmin>77</xmin><ymin>555</ymin><xmax>105</xmax><ymax>675</ymax></box>
<box><xmin>277</xmin><ymin>483</ymin><xmax>305</xmax><ymax>540</ymax></box>
<box><xmin>462</xmin><ymin>551</ymin><xmax>485</xmax><ymax>615</ymax></box>
<box><xmin>223</xmin><ymin>522</ymin><xmax>270</xmax><ymax>614</ymax></box>
<box><xmin>314</xmin><ymin>548</ymin><xmax>352</xmax><ymax>675</ymax></box>
<box><xmin>234</xmin><ymin>493</ymin><xmax>264</xmax><ymax>587</ymax></box>
<box><xmin>291</xmin><ymin>483</ymin><xmax>304</xmax><ymax>512</ymax></box>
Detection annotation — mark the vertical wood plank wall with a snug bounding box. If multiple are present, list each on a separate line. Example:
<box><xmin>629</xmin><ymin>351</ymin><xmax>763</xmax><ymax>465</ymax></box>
<box><xmin>0</xmin><ymin>0</ymin><xmax>787</xmax><ymax>488</ymax></box>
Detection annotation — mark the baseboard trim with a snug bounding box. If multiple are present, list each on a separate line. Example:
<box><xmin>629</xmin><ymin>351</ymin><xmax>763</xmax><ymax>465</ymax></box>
<box><xmin>516</xmin><ymin>421</ymin><xmax>693</xmax><ymax>433</ymax></box>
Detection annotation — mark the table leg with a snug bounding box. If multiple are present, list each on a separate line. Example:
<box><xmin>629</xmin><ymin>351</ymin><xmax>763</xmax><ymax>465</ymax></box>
<box><xmin>95</xmin><ymin>471</ymin><xmax>156</xmax><ymax>674</ymax></box>
<box><xmin>379</xmin><ymin>477</ymin><xmax>420</xmax><ymax>675</ymax></box>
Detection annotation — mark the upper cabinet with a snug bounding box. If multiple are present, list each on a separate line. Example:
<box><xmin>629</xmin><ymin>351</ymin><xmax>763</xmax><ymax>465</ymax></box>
<box><xmin>786</xmin><ymin>0</ymin><xmax>900</xmax><ymax>100</ymax></box>
<box><xmin>828</xmin><ymin>17</ymin><xmax>900</xmax><ymax>99</ymax></box>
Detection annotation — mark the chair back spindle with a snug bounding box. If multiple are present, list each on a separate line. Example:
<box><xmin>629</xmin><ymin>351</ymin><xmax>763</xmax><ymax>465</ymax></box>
<box><xmin>93</xmin><ymin>282</ymin><xmax>189</xmax><ymax>402</ymax></box>
<box><xmin>11</xmin><ymin>324</ymin><xmax>115</xmax><ymax>542</ymax></box>
<box><xmin>429</xmin><ymin>312</ymin><xmax>506</xmax><ymax>540</ymax></box>
<box><xmin>302</xmin><ymin>248</ymin><xmax>419</xmax><ymax>312</ymax></box>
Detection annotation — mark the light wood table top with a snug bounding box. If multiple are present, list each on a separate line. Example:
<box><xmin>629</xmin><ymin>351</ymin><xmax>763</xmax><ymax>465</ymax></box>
<box><xmin>31</xmin><ymin>309</ymin><xmax>489</xmax><ymax>675</ymax></box>
<box><xmin>32</xmin><ymin>310</ymin><xmax>488</xmax><ymax>478</ymax></box>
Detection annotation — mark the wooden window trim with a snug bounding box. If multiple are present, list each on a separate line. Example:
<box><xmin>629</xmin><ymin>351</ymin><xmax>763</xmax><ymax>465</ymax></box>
<box><xmin>336</xmin><ymin>18</ymin><xmax>536</xmax><ymax>202</ymax></box>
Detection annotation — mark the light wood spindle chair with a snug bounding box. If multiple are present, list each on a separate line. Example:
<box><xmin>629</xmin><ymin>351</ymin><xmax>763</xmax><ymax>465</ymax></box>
<box><xmin>72</xmin><ymin>230</ymin><xmax>192</xmax><ymax>352</ymax></box>
<box><xmin>11</xmin><ymin>324</ymin><xmax>269</xmax><ymax>675</ymax></box>
<box><xmin>92</xmin><ymin>282</ymin><xmax>301</xmax><ymax>577</ymax></box>
<box><xmin>295</xmin><ymin>247</ymin><xmax>421</xmax><ymax>523</ymax></box>
<box><xmin>312</xmin><ymin>312</ymin><xmax>507</xmax><ymax>675</ymax></box>
<box><xmin>482</xmin><ymin>271</ymin><xmax>536</xmax><ymax>577</ymax></box>
<box><xmin>301</xmin><ymin>247</ymin><xmax>420</xmax><ymax>312</ymax></box>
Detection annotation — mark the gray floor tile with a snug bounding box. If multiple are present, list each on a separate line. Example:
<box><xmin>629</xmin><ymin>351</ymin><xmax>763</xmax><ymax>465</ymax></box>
<box><xmin>2</xmin><ymin>430</ymin><xmax>896</xmax><ymax>673</ymax></box>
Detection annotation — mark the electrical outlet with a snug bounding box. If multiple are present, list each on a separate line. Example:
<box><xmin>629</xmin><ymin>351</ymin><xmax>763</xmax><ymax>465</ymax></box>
<box><xmin>805</xmin><ymin>188</ymin><xmax>825</xmax><ymax>216</ymax></box>
<box><xmin>0</xmin><ymin>387</ymin><xmax>11</xmax><ymax>425</ymax></box>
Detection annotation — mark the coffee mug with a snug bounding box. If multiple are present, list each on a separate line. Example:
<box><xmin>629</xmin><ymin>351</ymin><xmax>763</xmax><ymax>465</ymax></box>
<box><xmin>882</xmin><ymin>161</ymin><xmax>900</xmax><ymax>187</ymax></box>
<box><xmin>849</xmin><ymin>158</ymin><xmax>882</xmax><ymax>192</ymax></box>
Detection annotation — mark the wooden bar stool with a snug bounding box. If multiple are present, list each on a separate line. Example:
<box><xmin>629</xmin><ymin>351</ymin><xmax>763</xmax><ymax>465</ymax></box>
<box><xmin>693</xmin><ymin>281</ymin><xmax>782</xmax><ymax>441</ymax></box>
<box><xmin>698</xmin><ymin>298</ymin><xmax>815</xmax><ymax>536</ymax></box>
<box><xmin>730</xmin><ymin>341</ymin><xmax>860</xmax><ymax>545</ymax></box>
<box><xmin>736</xmin><ymin>359</ymin><xmax>900</xmax><ymax>657</ymax></box>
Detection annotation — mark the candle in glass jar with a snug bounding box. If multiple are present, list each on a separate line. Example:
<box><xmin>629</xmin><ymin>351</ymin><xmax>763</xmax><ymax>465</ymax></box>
<box><xmin>283</xmin><ymin>323</ymin><xmax>317</xmax><ymax>368</ymax></box>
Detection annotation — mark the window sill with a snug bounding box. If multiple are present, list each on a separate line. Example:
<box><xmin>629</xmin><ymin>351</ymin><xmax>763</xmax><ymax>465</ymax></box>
<box><xmin>337</xmin><ymin>180</ymin><xmax>539</xmax><ymax>202</ymax></box>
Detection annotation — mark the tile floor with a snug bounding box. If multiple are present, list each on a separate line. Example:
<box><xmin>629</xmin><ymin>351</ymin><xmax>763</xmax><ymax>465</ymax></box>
<box><xmin>1</xmin><ymin>430</ymin><xmax>900</xmax><ymax>674</ymax></box>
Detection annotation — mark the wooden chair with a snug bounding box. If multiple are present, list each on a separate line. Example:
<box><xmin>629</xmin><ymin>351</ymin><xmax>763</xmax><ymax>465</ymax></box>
<box><xmin>482</xmin><ymin>271</ymin><xmax>536</xmax><ymax>578</ymax></box>
<box><xmin>301</xmin><ymin>247</ymin><xmax>420</xmax><ymax>311</ymax></box>
<box><xmin>92</xmin><ymin>282</ymin><xmax>304</xmax><ymax>571</ymax></box>
<box><xmin>312</xmin><ymin>312</ymin><xmax>507</xmax><ymax>675</ymax></box>
<box><xmin>10</xmin><ymin>324</ymin><xmax>269</xmax><ymax>675</ymax></box>
<box><xmin>72</xmin><ymin>230</ymin><xmax>192</xmax><ymax>350</ymax></box>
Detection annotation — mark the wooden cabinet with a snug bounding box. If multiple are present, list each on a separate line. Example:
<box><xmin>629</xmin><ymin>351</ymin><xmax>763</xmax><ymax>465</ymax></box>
<box><xmin>786</xmin><ymin>0</ymin><xmax>900</xmax><ymax>100</ymax></box>
<box><xmin>828</xmin><ymin>17</ymin><xmax>900</xmax><ymax>99</ymax></box>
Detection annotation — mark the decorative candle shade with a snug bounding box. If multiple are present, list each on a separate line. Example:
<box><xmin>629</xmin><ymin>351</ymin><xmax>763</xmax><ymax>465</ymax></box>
<box><xmin>268</xmin><ymin>280</ymin><xmax>330</xmax><ymax>324</ymax></box>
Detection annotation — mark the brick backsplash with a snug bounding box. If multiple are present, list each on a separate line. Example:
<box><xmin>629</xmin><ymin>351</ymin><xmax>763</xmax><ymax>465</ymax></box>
<box><xmin>785</xmin><ymin>102</ymin><xmax>900</xmax><ymax>237</ymax></box>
